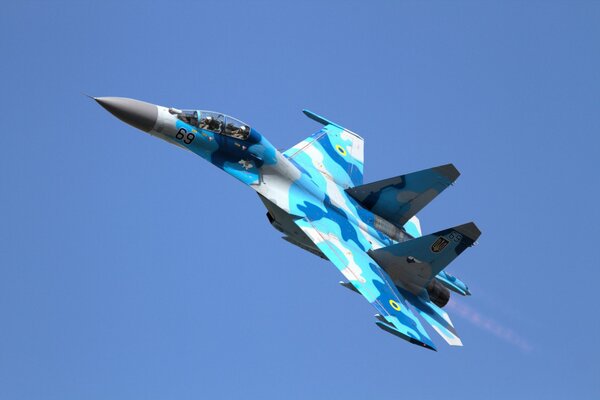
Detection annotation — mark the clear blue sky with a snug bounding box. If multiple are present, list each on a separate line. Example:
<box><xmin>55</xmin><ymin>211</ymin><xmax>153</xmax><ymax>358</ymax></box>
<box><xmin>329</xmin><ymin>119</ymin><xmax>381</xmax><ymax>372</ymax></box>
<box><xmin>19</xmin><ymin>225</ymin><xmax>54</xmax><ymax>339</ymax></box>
<box><xmin>1</xmin><ymin>1</ymin><xmax>599</xmax><ymax>399</ymax></box>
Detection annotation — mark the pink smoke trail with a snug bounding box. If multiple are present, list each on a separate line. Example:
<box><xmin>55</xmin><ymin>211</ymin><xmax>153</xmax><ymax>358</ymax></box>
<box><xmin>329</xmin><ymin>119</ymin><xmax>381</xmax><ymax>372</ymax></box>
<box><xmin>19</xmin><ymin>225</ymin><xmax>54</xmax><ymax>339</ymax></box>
<box><xmin>447</xmin><ymin>299</ymin><xmax>533</xmax><ymax>353</ymax></box>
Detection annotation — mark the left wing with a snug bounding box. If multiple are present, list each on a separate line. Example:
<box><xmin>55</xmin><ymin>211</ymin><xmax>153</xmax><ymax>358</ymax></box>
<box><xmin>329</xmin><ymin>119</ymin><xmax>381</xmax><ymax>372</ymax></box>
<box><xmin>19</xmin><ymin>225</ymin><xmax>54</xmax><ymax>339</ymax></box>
<box><xmin>283</xmin><ymin>110</ymin><xmax>364</xmax><ymax>189</ymax></box>
<box><xmin>293</xmin><ymin>216</ymin><xmax>437</xmax><ymax>350</ymax></box>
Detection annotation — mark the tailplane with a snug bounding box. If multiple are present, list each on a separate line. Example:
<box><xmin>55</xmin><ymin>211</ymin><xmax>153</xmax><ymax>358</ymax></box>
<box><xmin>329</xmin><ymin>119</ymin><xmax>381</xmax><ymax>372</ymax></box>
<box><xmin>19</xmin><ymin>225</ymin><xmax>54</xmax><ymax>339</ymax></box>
<box><xmin>397</xmin><ymin>286</ymin><xmax>463</xmax><ymax>346</ymax></box>
<box><xmin>368</xmin><ymin>222</ymin><xmax>481</xmax><ymax>294</ymax></box>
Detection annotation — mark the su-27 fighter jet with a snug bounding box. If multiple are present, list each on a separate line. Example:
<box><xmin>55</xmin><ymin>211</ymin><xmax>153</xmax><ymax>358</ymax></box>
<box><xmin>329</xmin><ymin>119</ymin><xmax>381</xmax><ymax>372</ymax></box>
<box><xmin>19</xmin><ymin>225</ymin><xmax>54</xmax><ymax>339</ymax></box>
<box><xmin>94</xmin><ymin>96</ymin><xmax>481</xmax><ymax>351</ymax></box>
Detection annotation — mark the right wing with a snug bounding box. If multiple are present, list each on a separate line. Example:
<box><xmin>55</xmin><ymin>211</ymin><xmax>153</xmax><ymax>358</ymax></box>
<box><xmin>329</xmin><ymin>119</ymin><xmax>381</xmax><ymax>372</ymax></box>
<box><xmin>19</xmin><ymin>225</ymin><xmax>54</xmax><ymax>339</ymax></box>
<box><xmin>345</xmin><ymin>164</ymin><xmax>460</xmax><ymax>229</ymax></box>
<box><xmin>293</xmin><ymin>216</ymin><xmax>437</xmax><ymax>350</ymax></box>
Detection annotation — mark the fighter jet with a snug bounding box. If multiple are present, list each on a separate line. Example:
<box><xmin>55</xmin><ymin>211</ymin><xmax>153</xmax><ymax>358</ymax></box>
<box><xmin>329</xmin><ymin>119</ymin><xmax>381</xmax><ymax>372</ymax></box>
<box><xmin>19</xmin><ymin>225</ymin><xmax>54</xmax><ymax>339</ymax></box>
<box><xmin>94</xmin><ymin>96</ymin><xmax>481</xmax><ymax>350</ymax></box>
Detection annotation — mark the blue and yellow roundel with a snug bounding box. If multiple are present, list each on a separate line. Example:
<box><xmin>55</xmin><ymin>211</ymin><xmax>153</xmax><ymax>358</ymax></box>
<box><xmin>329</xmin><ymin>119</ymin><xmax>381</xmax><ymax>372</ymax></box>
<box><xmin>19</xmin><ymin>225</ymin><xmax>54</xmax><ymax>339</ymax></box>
<box><xmin>335</xmin><ymin>144</ymin><xmax>347</xmax><ymax>156</ymax></box>
<box><xmin>389</xmin><ymin>299</ymin><xmax>401</xmax><ymax>311</ymax></box>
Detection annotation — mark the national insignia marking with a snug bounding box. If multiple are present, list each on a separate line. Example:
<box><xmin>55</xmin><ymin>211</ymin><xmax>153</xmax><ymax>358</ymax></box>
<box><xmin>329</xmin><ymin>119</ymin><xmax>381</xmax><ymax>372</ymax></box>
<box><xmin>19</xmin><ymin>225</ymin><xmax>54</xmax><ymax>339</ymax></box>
<box><xmin>431</xmin><ymin>237</ymin><xmax>450</xmax><ymax>253</ymax></box>
<box><xmin>335</xmin><ymin>144</ymin><xmax>347</xmax><ymax>156</ymax></box>
<box><xmin>389</xmin><ymin>299</ymin><xmax>401</xmax><ymax>311</ymax></box>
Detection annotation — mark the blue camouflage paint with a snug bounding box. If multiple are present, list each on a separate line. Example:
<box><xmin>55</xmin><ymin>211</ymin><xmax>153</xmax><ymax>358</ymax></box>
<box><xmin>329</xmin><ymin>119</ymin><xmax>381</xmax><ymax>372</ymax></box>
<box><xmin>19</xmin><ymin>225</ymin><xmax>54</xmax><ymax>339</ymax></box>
<box><xmin>96</xmin><ymin>97</ymin><xmax>481</xmax><ymax>350</ymax></box>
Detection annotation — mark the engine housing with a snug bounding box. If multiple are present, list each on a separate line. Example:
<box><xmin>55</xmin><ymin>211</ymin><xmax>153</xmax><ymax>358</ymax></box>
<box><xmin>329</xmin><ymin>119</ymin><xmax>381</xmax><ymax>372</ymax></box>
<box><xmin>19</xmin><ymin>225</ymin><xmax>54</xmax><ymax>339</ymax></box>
<box><xmin>427</xmin><ymin>279</ymin><xmax>451</xmax><ymax>308</ymax></box>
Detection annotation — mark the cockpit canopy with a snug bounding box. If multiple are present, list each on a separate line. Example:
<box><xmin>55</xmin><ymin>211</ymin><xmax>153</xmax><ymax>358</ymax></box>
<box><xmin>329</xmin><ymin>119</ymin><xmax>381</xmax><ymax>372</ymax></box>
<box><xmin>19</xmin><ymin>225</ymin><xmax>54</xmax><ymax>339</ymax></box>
<box><xmin>170</xmin><ymin>109</ymin><xmax>251</xmax><ymax>140</ymax></box>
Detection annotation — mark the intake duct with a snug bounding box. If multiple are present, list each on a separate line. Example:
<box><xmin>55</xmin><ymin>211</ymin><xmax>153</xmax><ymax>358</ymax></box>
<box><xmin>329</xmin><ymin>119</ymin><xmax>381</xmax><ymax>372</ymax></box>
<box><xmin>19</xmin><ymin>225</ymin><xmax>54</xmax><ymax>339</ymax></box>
<box><xmin>427</xmin><ymin>279</ymin><xmax>451</xmax><ymax>308</ymax></box>
<box><xmin>266</xmin><ymin>212</ymin><xmax>283</xmax><ymax>233</ymax></box>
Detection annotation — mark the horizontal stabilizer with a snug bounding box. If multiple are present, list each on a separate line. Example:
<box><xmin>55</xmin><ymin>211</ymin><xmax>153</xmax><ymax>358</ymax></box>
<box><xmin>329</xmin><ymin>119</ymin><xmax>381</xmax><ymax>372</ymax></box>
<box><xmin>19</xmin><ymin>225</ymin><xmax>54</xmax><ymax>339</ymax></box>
<box><xmin>293</xmin><ymin>216</ymin><xmax>437</xmax><ymax>350</ymax></box>
<box><xmin>346</xmin><ymin>164</ymin><xmax>459</xmax><ymax>229</ymax></box>
<box><xmin>369</xmin><ymin>222</ymin><xmax>481</xmax><ymax>294</ymax></box>
<box><xmin>399</xmin><ymin>287</ymin><xmax>462</xmax><ymax>346</ymax></box>
<box><xmin>436</xmin><ymin>271</ymin><xmax>471</xmax><ymax>296</ymax></box>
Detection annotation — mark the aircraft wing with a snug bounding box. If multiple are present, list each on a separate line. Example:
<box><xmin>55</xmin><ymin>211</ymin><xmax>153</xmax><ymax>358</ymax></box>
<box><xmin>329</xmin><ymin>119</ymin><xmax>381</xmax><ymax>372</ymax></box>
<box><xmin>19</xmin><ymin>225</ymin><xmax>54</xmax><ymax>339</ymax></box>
<box><xmin>283</xmin><ymin>110</ymin><xmax>364</xmax><ymax>189</ymax></box>
<box><xmin>293</xmin><ymin>216</ymin><xmax>437</xmax><ymax>350</ymax></box>
<box><xmin>345</xmin><ymin>164</ymin><xmax>459</xmax><ymax>229</ymax></box>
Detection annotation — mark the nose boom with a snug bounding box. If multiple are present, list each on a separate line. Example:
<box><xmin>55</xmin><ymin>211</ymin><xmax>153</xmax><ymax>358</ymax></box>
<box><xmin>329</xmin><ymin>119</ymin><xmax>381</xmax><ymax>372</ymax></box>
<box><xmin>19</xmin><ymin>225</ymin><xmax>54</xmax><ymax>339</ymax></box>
<box><xmin>95</xmin><ymin>97</ymin><xmax>158</xmax><ymax>132</ymax></box>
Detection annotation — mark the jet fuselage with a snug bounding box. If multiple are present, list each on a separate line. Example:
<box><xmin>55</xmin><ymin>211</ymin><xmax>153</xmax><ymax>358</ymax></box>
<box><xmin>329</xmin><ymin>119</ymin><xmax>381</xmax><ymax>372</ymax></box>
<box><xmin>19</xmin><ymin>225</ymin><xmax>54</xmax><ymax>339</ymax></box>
<box><xmin>96</xmin><ymin>97</ymin><xmax>406</xmax><ymax>255</ymax></box>
<box><xmin>95</xmin><ymin>96</ymin><xmax>478</xmax><ymax>350</ymax></box>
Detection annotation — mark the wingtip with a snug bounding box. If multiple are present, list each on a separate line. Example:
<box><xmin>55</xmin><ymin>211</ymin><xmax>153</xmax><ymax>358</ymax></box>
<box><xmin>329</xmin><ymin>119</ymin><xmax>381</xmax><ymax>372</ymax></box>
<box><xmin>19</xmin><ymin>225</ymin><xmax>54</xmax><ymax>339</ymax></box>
<box><xmin>421</xmin><ymin>342</ymin><xmax>438</xmax><ymax>351</ymax></box>
<box><xmin>435</xmin><ymin>163</ymin><xmax>461</xmax><ymax>183</ymax></box>
<box><xmin>455</xmin><ymin>222</ymin><xmax>482</xmax><ymax>242</ymax></box>
<box><xmin>415</xmin><ymin>339</ymin><xmax>438</xmax><ymax>351</ymax></box>
<box><xmin>302</xmin><ymin>109</ymin><xmax>330</xmax><ymax>126</ymax></box>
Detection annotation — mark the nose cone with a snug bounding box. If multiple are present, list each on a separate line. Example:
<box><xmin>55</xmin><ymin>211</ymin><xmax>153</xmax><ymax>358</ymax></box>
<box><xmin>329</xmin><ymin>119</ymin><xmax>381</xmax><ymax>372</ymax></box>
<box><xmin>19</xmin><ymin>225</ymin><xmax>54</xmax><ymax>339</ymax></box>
<box><xmin>95</xmin><ymin>97</ymin><xmax>158</xmax><ymax>132</ymax></box>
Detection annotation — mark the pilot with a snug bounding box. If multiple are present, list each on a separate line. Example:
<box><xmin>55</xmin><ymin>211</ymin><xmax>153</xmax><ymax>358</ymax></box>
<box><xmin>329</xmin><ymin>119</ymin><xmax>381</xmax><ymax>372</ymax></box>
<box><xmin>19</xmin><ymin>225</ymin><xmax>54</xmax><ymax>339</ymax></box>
<box><xmin>238</xmin><ymin>125</ymin><xmax>249</xmax><ymax>138</ymax></box>
<box><xmin>213</xmin><ymin>118</ymin><xmax>223</xmax><ymax>132</ymax></box>
<box><xmin>190</xmin><ymin>111</ymin><xmax>199</xmax><ymax>127</ymax></box>
<box><xmin>200</xmin><ymin>116</ymin><xmax>212</xmax><ymax>130</ymax></box>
